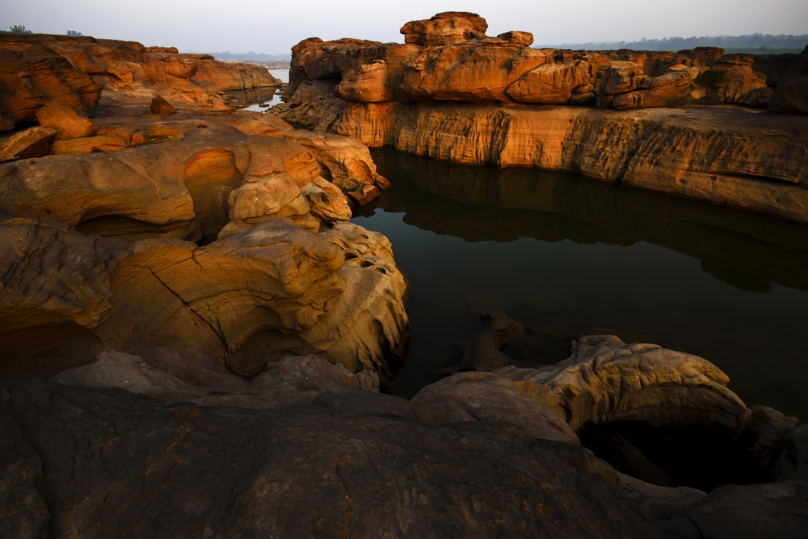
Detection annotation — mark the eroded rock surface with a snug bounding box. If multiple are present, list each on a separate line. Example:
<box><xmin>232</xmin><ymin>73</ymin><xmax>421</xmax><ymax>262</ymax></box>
<box><xmin>0</xmin><ymin>217</ymin><xmax>408</xmax><ymax>383</ymax></box>
<box><xmin>0</xmin><ymin>375</ymin><xmax>659</xmax><ymax>539</ymax></box>
<box><xmin>277</xmin><ymin>12</ymin><xmax>808</xmax><ymax>224</ymax></box>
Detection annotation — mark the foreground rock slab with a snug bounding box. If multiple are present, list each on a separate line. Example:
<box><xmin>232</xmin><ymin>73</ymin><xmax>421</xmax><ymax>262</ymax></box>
<box><xmin>0</xmin><ymin>377</ymin><xmax>657</xmax><ymax>539</ymax></box>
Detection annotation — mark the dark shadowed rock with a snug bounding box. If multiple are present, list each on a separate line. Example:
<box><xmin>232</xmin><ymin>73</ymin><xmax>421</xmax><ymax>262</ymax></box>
<box><xmin>0</xmin><ymin>378</ymin><xmax>659</xmax><ymax>538</ymax></box>
<box><xmin>457</xmin><ymin>310</ymin><xmax>523</xmax><ymax>371</ymax></box>
<box><xmin>150</xmin><ymin>95</ymin><xmax>178</xmax><ymax>116</ymax></box>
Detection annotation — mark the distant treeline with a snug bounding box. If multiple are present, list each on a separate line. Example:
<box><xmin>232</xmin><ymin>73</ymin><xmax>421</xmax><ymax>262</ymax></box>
<box><xmin>538</xmin><ymin>33</ymin><xmax>808</xmax><ymax>52</ymax></box>
<box><xmin>187</xmin><ymin>51</ymin><xmax>291</xmax><ymax>61</ymax></box>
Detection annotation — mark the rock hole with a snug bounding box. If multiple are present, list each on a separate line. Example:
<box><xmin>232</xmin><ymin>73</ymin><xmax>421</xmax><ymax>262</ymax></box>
<box><xmin>580</xmin><ymin>422</ymin><xmax>772</xmax><ymax>493</ymax></box>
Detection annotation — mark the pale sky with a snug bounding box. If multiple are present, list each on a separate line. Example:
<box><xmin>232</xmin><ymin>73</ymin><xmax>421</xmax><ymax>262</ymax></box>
<box><xmin>1</xmin><ymin>0</ymin><xmax>806</xmax><ymax>54</ymax></box>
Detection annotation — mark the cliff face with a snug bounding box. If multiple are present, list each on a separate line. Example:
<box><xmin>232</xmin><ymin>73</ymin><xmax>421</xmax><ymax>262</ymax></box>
<box><xmin>282</xmin><ymin>83</ymin><xmax>808</xmax><ymax>224</ymax></box>
<box><xmin>277</xmin><ymin>12</ymin><xmax>808</xmax><ymax>224</ymax></box>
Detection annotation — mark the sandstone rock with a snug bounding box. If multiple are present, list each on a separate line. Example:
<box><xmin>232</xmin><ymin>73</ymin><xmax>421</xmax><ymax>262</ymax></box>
<box><xmin>496</xmin><ymin>31</ymin><xmax>534</xmax><ymax>46</ymax></box>
<box><xmin>0</xmin><ymin>39</ymin><xmax>102</xmax><ymax>130</ymax></box>
<box><xmin>0</xmin><ymin>377</ymin><xmax>659</xmax><ymax>538</ymax></box>
<box><xmin>227</xmin><ymin>171</ymin><xmax>316</xmax><ymax>231</ymax></box>
<box><xmin>53</xmin><ymin>350</ymin><xmax>378</xmax><ymax>409</ymax></box>
<box><xmin>412</xmin><ymin>371</ymin><xmax>581</xmax><ymax>444</ymax></box>
<box><xmin>150</xmin><ymin>95</ymin><xmax>177</xmax><ymax>115</ymax></box>
<box><xmin>144</xmin><ymin>46</ymin><xmax>178</xmax><ymax>53</ymax></box>
<box><xmin>400</xmin><ymin>12</ymin><xmax>488</xmax><ymax>46</ymax></box>
<box><xmin>507</xmin><ymin>60</ymin><xmax>593</xmax><ymax>104</ymax></box>
<box><xmin>457</xmin><ymin>310</ymin><xmax>523</xmax><ymax>371</ymax></box>
<box><xmin>303</xmin><ymin>177</ymin><xmax>353</xmax><ymax>221</ymax></box>
<box><xmin>769</xmin><ymin>45</ymin><xmax>808</xmax><ymax>114</ymax></box>
<box><xmin>678</xmin><ymin>46</ymin><xmax>726</xmax><ymax>65</ymax></box>
<box><xmin>0</xmin><ymin>218</ymin><xmax>131</xmax><ymax>376</ymax></box>
<box><xmin>620</xmin><ymin>472</ymin><xmax>808</xmax><ymax>538</ymax></box>
<box><xmin>335</xmin><ymin>60</ymin><xmax>392</xmax><ymax>102</ymax></box>
<box><xmin>0</xmin><ymin>216</ymin><xmax>408</xmax><ymax>381</ymax></box>
<box><xmin>712</xmin><ymin>54</ymin><xmax>768</xmax><ymax>103</ymax></box>
<box><xmin>284</xmin><ymin>93</ymin><xmax>808</xmax><ymax>224</ymax></box>
<box><xmin>0</xmin><ymin>126</ymin><xmax>57</xmax><ymax>161</ymax></box>
<box><xmin>737</xmin><ymin>86</ymin><xmax>775</xmax><ymax>108</ymax></box>
<box><xmin>272</xmin><ymin>128</ymin><xmax>389</xmax><ymax>196</ymax></box>
<box><xmin>498</xmin><ymin>335</ymin><xmax>751</xmax><ymax>434</ymax></box>
<box><xmin>0</xmin><ymin>121</ymin><xmax>325</xmax><ymax>241</ymax></box>
<box><xmin>34</xmin><ymin>100</ymin><xmax>99</xmax><ymax>139</ymax></box>
<box><xmin>51</xmin><ymin>134</ymin><xmax>128</xmax><ymax>154</ymax></box>
<box><xmin>401</xmin><ymin>44</ymin><xmax>550</xmax><ymax>102</ymax></box>
<box><xmin>610</xmin><ymin>69</ymin><xmax>693</xmax><ymax>109</ymax></box>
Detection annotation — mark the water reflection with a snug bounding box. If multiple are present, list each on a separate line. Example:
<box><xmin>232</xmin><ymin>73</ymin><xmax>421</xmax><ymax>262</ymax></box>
<box><xmin>355</xmin><ymin>149</ymin><xmax>808</xmax><ymax>420</ymax></box>
<box><xmin>233</xmin><ymin>68</ymin><xmax>289</xmax><ymax>111</ymax></box>
<box><xmin>227</xmin><ymin>87</ymin><xmax>280</xmax><ymax>109</ymax></box>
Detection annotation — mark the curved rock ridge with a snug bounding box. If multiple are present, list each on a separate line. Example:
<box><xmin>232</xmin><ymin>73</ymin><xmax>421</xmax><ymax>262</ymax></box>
<box><xmin>0</xmin><ymin>112</ymin><xmax>389</xmax><ymax>241</ymax></box>
<box><xmin>411</xmin><ymin>311</ymin><xmax>808</xmax><ymax>534</ymax></box>
<box><xmin>428</xmin><ymin>321</ymin><xmax>751</xmax><ymax>436</ymax></box>
<box><xmin>0</xmin><ymin>216</ymin><xmax>408</xmax><ymax>383</ymax></box>
<box><xmin>497</xmin><ymin>335</ymin><xmax>750</xmax><ymax>434</ymax></box>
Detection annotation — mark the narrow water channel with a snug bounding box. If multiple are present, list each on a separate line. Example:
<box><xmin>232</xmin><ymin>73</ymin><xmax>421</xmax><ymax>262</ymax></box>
<box><xmin>355</xmin><ymin>149</ymin><xmax>808</xmax><ymax>421</ymax></box>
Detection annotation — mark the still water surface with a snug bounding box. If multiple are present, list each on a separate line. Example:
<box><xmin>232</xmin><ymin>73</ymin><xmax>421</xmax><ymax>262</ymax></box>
<box><xmin>355</xmin><ymin>149</ymin><xmax>808</xmax><ymax>421</ymax></box>
<box><xmin>238</xmin><ymin>69</ymin><xmax>288</xmax><ymax>111</ymax></box>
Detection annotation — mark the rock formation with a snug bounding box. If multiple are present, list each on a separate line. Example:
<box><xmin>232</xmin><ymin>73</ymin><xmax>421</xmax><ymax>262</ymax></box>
<box><xmin>0</xmin><ymin>374</ymin><xmax>660</xmax><ymax>539</ymax></box>
<box><xmin>769</xmin><ymin>44</ymin><xmax>808</xmax><ymax>114</ymax></box>
<box><xmin>0</xmin><ymin>33</ymin><xmax>284</xmax><ymax>132</ymax></box>
<box><xmin>276</xmin><ymin>12</ymin><xmax>808</xmax><ymax>223</ymax></box>
<box><xmin>0</xmin><ymin>36</ymin><xmax>102</xmax><ymax>130</ymax></box>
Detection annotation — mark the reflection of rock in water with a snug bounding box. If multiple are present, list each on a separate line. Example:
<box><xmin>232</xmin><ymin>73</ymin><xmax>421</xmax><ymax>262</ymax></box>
<box><xmin>368</xmin><ymin>148</ymin><xmax>808</xmax><ymax>293</ymax></box>
<box><xmin>226</xmin><ymin>86</ymin><xmax>281</xmax><ymax>108</ymax></box>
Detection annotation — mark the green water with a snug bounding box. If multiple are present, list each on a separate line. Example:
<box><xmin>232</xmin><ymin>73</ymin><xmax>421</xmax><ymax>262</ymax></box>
<box><xmin>354</xmin><ymin>149</ymin><xmax>808</xmax><ymax>421</ymax></box>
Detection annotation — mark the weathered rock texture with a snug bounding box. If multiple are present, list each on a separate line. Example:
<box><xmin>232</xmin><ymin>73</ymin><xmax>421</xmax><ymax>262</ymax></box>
<box><xmin>0</xmin><ymin>112</ymin><xmax>388</xmax><ymax>241</ymax></box>
<box><xmin>0</xmin><ymin>215</ymin><xmax>408</xmax><ymax>384</ymax></box>
<box><xmin>282</xmin><ymin>12</ymin><xmax>773</xmax><ymax>113</ymax></box>
<box><xmin>0</xmin><ymin>33</ymin><xmax>283</xmax><ymax>131</ymax></box>
<box><xmin>285</xmin><ymin>86</ymin><xmax>808</xmax><ymax>223</ymax></box>
<box><xmin>0</xmin><ymin>373</ymin><xmax>662</xmax><ymax>539</ymax></box>
<box><xmin>0</xmin><ymin>36</ymin><xmax>102</xmax><ymax>130</ymax></box>
<box><xmin>277</xmin><ymin>12</ymin><xmax>808</xmax><ymax>223</ymax></box>
<box><xmin>414</xmin><ymin>315</ymin><xmax>808</xmax><ymax>536</ymax></box>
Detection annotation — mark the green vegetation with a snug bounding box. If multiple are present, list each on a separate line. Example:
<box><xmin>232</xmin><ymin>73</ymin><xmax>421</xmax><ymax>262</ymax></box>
<box><xmin>0</xmin><ymin>25</ymin><xmax>33</xmax><ymax>34</ymax></box>
<box><xmin>66</xmin><ymin>30</ymin><xmax>83</xmax><ymax>36</ymax></box>
<box><xmin>695</xmin><ymin>69</ymin><xmax>729</xmax><ymax>88</ymax></box>
<box><xmin>695</xmin><ymin>69</ymin><xmax>729</xmax><ymax>99</ymax></box>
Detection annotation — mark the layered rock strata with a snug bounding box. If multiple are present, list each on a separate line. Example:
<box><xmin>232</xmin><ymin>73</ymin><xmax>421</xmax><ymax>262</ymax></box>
<box><xmin>278</xmin><ymin>12</ymin><xmax>808</xmax><ymax>223</ymax></box>
<box><xmin>284</xmin><ymin>89</ymin><xmax>808</xmax><ymax>223</ymax></box>
<box><xmin>282</xmin><ymin>12</ymin><xmax>776</xmax><ymax>112</ymax></box>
